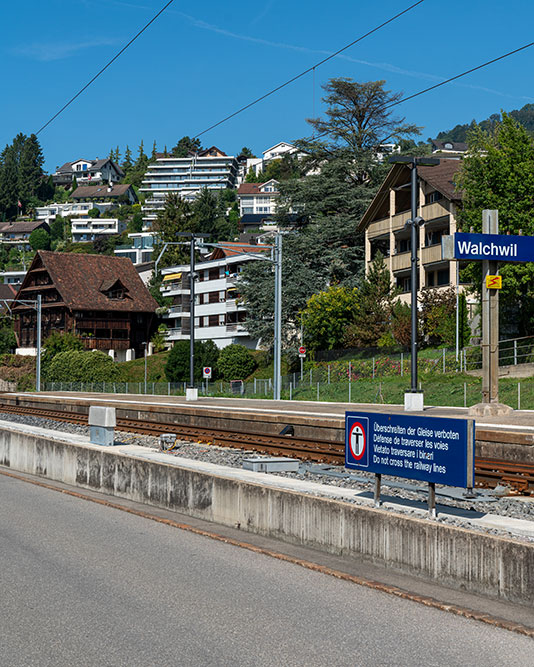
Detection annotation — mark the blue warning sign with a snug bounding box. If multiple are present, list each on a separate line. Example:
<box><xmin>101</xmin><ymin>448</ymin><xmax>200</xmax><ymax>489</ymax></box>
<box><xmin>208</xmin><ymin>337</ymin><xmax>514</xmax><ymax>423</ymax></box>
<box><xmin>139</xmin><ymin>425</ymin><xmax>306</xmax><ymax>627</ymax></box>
<box><xmin>345</xmin><ymin>411</ymin><xmax>475</xmax><ymax>488</ymax></box>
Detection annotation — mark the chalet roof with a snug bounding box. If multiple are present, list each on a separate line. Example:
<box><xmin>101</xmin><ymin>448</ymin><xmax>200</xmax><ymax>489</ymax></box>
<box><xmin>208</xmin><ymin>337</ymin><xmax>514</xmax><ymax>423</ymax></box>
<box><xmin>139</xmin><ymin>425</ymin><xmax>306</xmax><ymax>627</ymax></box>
<box><xmin>237</xmin><ymin>180</ymin><xmax>279</xmax><ymax>195</ymax></box>
<box><xmin>0</xmin><ymin>283</ymin><xmax>17</xmax><ymax>308</ymax></box>
<box><xmin>16</xmin><ymin>251</ymin><xmax>158</xmax><ymax>313</ymax></box>
<box><xmin>0</xmin><ymin>220</ymin><xmax>49</xmax><ymax>234</ymax></box>
<box><xmin>89</xmin><ymin>158</ymin><xmax>125</xmax><ymax>176</ymax></box>
<box><xmin>196</xmin><ymin>146</ymin><xmax>227</xmax><ymax>157</ymax></box>
<box><xmin>70</xmin><ymin>184</ymin><xmax>135</xmax><ymax>200</ymax></box>
<box><xmin>358</xmin><ymin>159</ymin><xmax>462</xmax><ymax>231</ymax></box>
<box><xmin>56</xmin><ymin>159</ymin><xmax>91</xmax><ymax>173</ymax></box>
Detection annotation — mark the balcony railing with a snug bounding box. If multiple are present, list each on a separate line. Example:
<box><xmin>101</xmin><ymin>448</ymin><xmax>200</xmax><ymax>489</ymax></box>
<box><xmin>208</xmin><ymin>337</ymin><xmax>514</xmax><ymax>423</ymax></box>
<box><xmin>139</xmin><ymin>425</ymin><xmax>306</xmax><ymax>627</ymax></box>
<box><xmin>421</xmin><ymin>244</ymin><xmax>444</xmax><ymax>265</ymax></box>
<box><xmin>391</xmin><ymin>251</ymin><xmax>411</xmax><ymax>272</ymax></box>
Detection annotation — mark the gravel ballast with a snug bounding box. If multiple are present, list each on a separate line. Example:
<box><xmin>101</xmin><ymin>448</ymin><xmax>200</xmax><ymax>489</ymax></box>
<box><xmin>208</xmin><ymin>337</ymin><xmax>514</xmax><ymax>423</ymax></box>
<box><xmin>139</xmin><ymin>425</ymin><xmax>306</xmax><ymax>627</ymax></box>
<box><xmin>1</xmin><ymin>412</ymin><xmax>533</xmax><ymax>542</ymax></box>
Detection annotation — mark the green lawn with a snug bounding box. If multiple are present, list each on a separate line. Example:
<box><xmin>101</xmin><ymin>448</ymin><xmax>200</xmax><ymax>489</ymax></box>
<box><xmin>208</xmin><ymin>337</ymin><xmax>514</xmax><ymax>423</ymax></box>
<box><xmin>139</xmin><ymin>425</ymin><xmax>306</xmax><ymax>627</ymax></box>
<box><xmin>284</xmin><ymin>374</ymin><xmax>533</xmax><ymax>409</ymax></box>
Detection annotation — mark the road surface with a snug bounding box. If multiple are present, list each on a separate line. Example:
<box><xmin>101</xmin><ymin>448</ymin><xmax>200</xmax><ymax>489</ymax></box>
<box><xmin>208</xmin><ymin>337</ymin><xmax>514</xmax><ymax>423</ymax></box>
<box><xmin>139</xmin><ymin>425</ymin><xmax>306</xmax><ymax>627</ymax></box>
<box><xmin>0</xmin><ymin>474</ymin><xmax>532</xmax><ymax>666</ymax></box>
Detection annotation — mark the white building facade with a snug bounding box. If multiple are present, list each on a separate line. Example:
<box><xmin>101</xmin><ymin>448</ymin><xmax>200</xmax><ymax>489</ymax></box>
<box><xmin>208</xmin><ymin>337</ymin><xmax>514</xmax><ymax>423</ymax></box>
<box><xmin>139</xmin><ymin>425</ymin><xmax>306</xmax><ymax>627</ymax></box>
<box><xmin>36</xmin><ymin>201</ymin><xmax>115</xmax><ymax>223</ymax></box>
<box><xmin>114</xmin><ymin>232</ymin><xmax>154</xmax><ymax>265</ymax></box>
<box><xmin>70</xmin><ymin>218</ymin><xmax>126</xmax><ymax>243</ymax></box>
<box><xmin>237</xmin><ymin>179</ymin><xmax>279</xmax><ymax>216</ymax></box>
<box><xmin>161</xmin><ymin>243</ymin><xmax>266</xmax><ymax>349</ymax></box>
<box><xmin>140</xmin><ymin>147</ymin><xmax>238</xmax><ymax>229</ymax></box>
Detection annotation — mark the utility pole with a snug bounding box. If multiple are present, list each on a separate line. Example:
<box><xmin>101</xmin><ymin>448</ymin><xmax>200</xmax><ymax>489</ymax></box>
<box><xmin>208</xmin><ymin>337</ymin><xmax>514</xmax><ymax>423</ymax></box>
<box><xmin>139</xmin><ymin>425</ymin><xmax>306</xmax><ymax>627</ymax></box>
<box><xmin>273</xmin><ymin>233</ymin><xmax>282</xmax><ymax>401</ymax></box>
<box><xmin>189</xmin><ymin>235</ymin><xmax>196</xmax><ymax>393</ymax></box>
<box><xmin>36</xmin><ymin>294</ymin><xmax>41</xmax><ymax>391</ymax></box>
<box><xmin>389</xmin><ymin>155</ymin><xmax>439</xmax><ymax>411</ymax></box>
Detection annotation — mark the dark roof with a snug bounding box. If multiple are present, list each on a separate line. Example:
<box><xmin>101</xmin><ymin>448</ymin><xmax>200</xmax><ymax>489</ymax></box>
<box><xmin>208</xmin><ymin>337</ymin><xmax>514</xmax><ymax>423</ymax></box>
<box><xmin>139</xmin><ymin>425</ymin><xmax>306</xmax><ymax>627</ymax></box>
<box><xmin>209</xmin><ymin>243</ymin><xmax>268</xmax><ymax>259</ymax></box>
<box><xmin>418</xmin><ymin>160</ymin><xmax>462</xmax><ymax>201</ymax></box>
<box><xmin>431</xmin><ymin>140</ymin><xmax>468</xmax><ymax>152</ymax></box>
<box><xmin>0</xmin><ymin>283</ymin><xmax>17</xmax><ymax>308</ymax></box>
<box><xmin>197</xmin><ymin>146</ymin><xmax>227</xmax><ymax>157</ymax></box>
<box><xmin>0</xmin><ymin>220</ymin><xmax>49</xmax><ymax>234</ymax></box>
<box><xmin>70</xmin><ymin>184</ymin><xmax>135</xmax><ymax>200</ymax></box>
<box><xmin>358</xmin><ymin>159</ymin><xmax>462</xmax><ymax>231</ymax></box>
<box><xmin>238</xmin><ymin>183</ymin><xmax>261</xmax><ymax>194</ymax></box>
<box><xmin>56</xmin><ymin>159</ymin><xmax>91</xmax><ymax>174</ymax></box>
<box><xmin>17</xmin><ymin>251</ymin><xmax>158</xmax><ymax>313</ymax></box>
<box><xmin>89</xmin><ymin>158</ymin><xmax>124</xmax><ymax>177</ymax></box>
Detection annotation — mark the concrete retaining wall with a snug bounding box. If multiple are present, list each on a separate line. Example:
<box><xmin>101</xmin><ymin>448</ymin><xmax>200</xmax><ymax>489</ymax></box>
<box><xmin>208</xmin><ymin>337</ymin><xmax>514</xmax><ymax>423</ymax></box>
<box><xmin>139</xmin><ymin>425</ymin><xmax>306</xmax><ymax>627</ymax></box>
<box><xmin>1</xmin><ymin>423</ymin><xmax>533</xmax><ymax>606</ymax></box>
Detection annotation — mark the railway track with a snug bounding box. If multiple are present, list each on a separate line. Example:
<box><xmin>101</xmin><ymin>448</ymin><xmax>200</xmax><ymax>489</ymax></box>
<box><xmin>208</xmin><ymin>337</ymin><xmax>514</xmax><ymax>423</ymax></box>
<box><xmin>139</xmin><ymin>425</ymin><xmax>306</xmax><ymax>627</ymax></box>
<box><xmin>1</xmin><ymin>403</ymin><xmax>533</xmax><ymax>495</ymax></box>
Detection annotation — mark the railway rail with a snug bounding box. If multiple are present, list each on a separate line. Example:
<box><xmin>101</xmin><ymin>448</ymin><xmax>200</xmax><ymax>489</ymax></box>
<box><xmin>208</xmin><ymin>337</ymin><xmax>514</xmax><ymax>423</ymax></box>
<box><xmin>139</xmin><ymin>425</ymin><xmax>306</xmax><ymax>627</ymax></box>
<box><xmin>1</xmin><ymin>403</ymin><xmax>533</xmax><ymax>495</ymax></box>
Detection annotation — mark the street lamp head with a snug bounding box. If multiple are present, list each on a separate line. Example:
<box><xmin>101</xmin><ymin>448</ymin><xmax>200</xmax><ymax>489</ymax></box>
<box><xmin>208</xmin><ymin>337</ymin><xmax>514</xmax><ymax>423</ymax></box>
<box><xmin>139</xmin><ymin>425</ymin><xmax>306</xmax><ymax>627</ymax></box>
<box><xmin>176</xmin><ymin>232</ymin><xmax>211</xmax><ymax>238</ymax></box>
<box><xmin>389</xmin><ymin>155</ymin><xmax>440</xmax><ymax>167</ymax></box>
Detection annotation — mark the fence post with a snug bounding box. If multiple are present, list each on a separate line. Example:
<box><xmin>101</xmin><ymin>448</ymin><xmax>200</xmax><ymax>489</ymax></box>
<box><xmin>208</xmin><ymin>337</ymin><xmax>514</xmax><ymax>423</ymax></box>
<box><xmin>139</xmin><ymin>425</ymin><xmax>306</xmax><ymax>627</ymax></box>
<box><xmin>464</xmin><ymin>382</ymin><xmax>467</xmax><ymax>408</ymax></box>
<box><xmin>401</xmin><ymin>352</ymin><xmax>404</xmax><ymax>377</ymax></box>
<box><xmin>328</xmin><ymin>364</ymin><xmax>331</xmax><ymax>384</ymax></box>
<box><xmin>372</xmin><ymin>357</ymin><xmax>375</xmax><ymax>379</ymax></box>
<box><xmin>317</xmin><ymin>381</ymin><xmax>319</xmax><ymax>402</ymax></box>
<box><xmin>442</xmin><ymin>348</ymin><xmax>446</xmax><ymax>374</ymax></box>
<box><xmin>309</xmin><ymin>368</ymin><xmax>312</xmax><ymax>386</ymax></box>
<box><xmin>514</xmin><ymin>339</ymin><xmax>518</xmax><ymax>365</ymax></box>
<box><xmin>348</xmin><ymin>361</ymin><xmax>351</xmax><ymax>403</ymax></box>
<box><xmin>289</xmin><ymin>383</ymin><xmax>292</xmax><ymax>401</ymax></box>
<box><xmin>254</xmin><ymin>378</ymin><xmax>257</xmax><ymax>394</ymax></box>
<box><xmin>518</xmin><ymin>381</ymin><xmax>521</xmax><ymax>410</ymax></box>
<box><xmin>463</xmin><ymin>348</ymin><xmax>467</xmax><ymax>372</ymax></box>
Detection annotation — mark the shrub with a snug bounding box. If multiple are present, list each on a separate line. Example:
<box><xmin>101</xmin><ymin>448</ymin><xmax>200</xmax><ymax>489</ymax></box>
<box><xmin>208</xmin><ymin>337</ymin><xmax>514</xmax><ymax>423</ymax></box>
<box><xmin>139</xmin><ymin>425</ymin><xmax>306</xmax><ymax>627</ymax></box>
<box><xmin>165</xmin><ymin>339</ymin><xmax>219</xmax><ymax>382</ymax></box>
<box><xmin>217</xmin><ymin>344</ymin><xmax>256</xmax><ymax>381</ymax></box>
<box><xmin>42</xmin><ymin>332</ymin><xmax>83</xmax><ymax>379</ymax></box>
<box><xmin>46</xmin><ymin>350</ymin><xmax>120</xmax><ymax>383</ymax></box>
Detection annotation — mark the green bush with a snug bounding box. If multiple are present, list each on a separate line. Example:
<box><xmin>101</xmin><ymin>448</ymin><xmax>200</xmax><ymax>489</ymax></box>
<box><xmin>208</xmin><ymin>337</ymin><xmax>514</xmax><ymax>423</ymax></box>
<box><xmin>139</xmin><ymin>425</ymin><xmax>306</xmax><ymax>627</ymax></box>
<box><xmin>46</xmin><ymin>350</ymin><xmax>120</xmax><ymax>383</ymax></box>
<box><xmin>217</xmin><ymin>344</ymin><xmax>256</xmax><ymax>381</ymax></box>
<box><xmin>165</xmin><ymin>339</ymin><xmax>219</xmax><ymax>382</ymax></box>
<box><xmin>42</xmin><ymin>332</ymin><xmax>83</xmax><ymax>369</ymax></box>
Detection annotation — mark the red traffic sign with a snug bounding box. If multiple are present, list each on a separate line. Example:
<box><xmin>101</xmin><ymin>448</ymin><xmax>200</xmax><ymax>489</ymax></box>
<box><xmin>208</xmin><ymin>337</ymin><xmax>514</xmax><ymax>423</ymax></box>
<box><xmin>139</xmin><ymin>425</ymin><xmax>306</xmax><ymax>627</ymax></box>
<box><xmin>298</xmin><ymin>346</ymin><xmax>306</xmax><ymax>355</ymax></box>
<box><xmin>202</xmin><ymin>367</ymin><xmax>212</xmax><ymax>379</ymax></box>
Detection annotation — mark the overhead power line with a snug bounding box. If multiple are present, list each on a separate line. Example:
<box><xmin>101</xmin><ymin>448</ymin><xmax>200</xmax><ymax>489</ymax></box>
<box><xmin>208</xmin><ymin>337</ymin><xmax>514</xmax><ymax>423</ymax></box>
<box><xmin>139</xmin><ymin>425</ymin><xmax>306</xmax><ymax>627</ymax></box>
<box><xmin>192</xmin><ymin>0</ymin><xmax>426</xmax><ymax>140</ymax></box>
<box><xmin>36</xmin><ymin>0</ymin><xmax>177</xmax><ymax>136</ymax></box>
<box><xmin>310</xmin><ymin>40</ymin><xmax>534</xmax><ymax>144</ymax></box>
<box><xmin>382</xmin><ymin>40</ymin><xmax>534</xmax><ymax>112</ymax></box>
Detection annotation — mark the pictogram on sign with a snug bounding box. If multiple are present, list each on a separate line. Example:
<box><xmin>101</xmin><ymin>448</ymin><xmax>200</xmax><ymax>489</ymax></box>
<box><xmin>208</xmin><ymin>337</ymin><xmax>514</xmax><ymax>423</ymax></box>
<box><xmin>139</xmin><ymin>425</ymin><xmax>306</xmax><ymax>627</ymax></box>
<box><xmin>485</xmin><ymin>275</ymin><xmax>502</xmax><ymax>289</ymax></box>
<box><xmin>347</xmin><ymin>418</ymin><xmax>369</xmax><ymax>467</ymax></box>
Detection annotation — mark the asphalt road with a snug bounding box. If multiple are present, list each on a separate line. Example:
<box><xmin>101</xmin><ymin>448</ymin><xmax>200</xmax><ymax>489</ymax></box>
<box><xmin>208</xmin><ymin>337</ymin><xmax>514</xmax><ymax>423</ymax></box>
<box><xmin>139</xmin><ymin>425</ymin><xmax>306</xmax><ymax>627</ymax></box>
<box><xmin>1</xmin><ymin>475</ymin><xmax>533</xmax><ymax>667</ymax></box>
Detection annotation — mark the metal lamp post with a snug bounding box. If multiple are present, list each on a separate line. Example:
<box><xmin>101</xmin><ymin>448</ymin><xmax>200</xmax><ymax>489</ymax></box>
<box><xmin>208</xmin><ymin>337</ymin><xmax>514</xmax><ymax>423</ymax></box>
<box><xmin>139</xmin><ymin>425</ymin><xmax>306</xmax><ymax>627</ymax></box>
<box><xmin>389</xmin><ymin>156</ymin><xmax>439</xmax><ymax>411</ymax></box>
<box><xmin>176</xmin><ymin>232</ymin><xmax>210</xmax><ymax>401</ymax></box>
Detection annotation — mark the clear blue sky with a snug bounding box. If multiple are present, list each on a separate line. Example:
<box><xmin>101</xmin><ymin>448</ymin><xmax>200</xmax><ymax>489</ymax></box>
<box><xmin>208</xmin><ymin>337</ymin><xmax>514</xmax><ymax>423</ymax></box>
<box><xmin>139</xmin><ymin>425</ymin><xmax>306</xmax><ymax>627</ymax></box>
<box><xmin>2</xmin><ymin>0</ymin><xmax>533</xmax><ymax>172</ymax></box>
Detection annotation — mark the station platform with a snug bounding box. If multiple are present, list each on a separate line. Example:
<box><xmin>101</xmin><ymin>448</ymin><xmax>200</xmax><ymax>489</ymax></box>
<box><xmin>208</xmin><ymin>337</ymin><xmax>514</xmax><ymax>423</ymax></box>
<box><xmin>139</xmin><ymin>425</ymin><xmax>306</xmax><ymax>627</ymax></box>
<box><xmin>7</xmin><ymin>391</ymin><xmax>534</xmax><ymax>432</ymax></box>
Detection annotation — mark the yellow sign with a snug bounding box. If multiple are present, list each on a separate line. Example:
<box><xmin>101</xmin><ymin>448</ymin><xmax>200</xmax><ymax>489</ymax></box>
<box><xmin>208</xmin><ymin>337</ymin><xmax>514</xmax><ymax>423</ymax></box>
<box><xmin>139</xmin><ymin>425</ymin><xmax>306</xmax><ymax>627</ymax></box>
<box><xmin>486</xmin><ymin>275</ymin><xmax>502</xmax><ymax>289</ymax></box>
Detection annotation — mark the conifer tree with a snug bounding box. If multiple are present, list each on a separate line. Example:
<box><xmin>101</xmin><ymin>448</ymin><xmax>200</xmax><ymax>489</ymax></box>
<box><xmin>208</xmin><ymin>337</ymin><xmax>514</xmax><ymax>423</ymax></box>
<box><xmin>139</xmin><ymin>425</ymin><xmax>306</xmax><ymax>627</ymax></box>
<box><xmin>122</xmin><ymin>146</ymin><xmax>133</xmax><ymax>170</ymax></box>
<box><xmin>151</xmin><ymin>140</ymin><xmax>157</xmax><ymax>160</ymax></box>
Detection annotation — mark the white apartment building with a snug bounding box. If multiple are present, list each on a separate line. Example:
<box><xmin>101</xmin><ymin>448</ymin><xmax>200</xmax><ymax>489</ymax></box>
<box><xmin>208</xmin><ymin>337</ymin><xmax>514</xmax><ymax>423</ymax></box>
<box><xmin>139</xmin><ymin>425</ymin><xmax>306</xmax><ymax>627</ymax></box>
<box><xmin>237</xmin><ymin>179</ymin><xmax>279</xmax><ymax>216</ymax></box>
<box><xmin>36</xmin><ymin>201</ymin><xmax>114</xmax><ymax>223</ymax></box>
<box><xmin>71</xmin><ymin>218</ymin><xmax>126</xmax><ymax>243</ymax></box>
<box><xmin>140</xmin><ymin>146</ymin><xmax>238</xmax><ymax>229</ymax></box>
<box><xmin>114</xmin><ymin>232</ymin><xmax>154</xmax><ymax>265</ymax></box>
<box><xmin>160</xmin><ymin>242</ymin><xmax>267</xmax><ymax>349</ymax></box>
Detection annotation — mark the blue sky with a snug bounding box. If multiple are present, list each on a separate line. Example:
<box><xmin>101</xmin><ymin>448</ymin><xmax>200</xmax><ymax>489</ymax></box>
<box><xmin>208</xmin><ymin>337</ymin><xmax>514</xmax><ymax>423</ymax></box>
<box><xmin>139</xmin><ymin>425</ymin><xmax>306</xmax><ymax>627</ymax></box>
<box><xmin>2</xmin><ymin>1</ymin><xmax>533</xmax><ymax>171</ymax></box>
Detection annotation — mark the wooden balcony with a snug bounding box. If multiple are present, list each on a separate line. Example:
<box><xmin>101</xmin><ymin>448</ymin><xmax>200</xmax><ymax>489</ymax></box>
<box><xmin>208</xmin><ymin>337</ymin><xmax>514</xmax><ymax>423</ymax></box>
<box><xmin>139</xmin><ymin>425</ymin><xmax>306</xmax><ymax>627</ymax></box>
<box><xmin>82</xmin><ymin>338</ymin><xmax>129</xmax><ymax>351</ymax></box>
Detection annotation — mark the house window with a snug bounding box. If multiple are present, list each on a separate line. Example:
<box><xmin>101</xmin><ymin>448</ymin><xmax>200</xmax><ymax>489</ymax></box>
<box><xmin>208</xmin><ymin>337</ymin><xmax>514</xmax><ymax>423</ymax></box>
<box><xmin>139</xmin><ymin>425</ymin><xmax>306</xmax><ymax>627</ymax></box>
<box><xmin>425</xmin><ymin>190</ymin><xmax>443</xmax><ymax>205</ymax></box>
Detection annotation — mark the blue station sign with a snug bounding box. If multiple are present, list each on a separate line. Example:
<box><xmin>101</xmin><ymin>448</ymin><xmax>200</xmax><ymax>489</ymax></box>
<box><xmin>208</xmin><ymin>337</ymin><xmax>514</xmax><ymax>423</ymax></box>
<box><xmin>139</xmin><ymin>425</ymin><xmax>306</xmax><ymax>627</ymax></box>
<box><xmin>345</xmin><ymin>411</ymin><xmax>475</xmax><ymax>488</ymax></box>
<box><xmin>452</xmin><ymin>232</ymin><xmax>534</xmax><ymax>263</ymax></box>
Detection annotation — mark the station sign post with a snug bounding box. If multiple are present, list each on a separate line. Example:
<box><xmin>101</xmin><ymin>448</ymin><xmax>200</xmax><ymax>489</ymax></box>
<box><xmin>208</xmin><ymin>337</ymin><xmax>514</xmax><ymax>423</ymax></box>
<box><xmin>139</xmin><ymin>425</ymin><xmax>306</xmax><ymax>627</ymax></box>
<box><xmin>442</xmin><ymin>212</ymin><xmax>534</xmax><ymax>414</ymax></box>
<box><xmin>345</xmin><ymin>411</ymin><xmax>475</xmax><ymax>517</ymax></box>
<box><xmin>202</xmin><ymin>366</ymin><xmax>212</xmax><ymax>393</ymax></box>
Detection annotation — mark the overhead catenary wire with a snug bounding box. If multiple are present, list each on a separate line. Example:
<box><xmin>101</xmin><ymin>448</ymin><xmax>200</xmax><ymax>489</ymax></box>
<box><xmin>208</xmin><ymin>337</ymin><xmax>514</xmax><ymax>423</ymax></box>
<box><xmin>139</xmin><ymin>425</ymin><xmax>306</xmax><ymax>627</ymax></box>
<box><xmin>192</xmin><ymin>1</ymin><xmax>426</xmax><ymax>140</ymax></box>
<box><xmin>35</xmin><ymin>0</ymin><xmax>177</xmax><ymax>136</ymax></box>
<box><xmin>309</xmin><ymin>40</ymin><xmax>534</xmax><ymax>144</ymax></box>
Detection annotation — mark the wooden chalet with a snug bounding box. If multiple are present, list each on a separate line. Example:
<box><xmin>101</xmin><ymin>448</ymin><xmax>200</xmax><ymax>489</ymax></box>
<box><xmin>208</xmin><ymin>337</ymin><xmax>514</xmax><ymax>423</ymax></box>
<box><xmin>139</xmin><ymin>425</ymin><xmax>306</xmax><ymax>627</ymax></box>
<box><xmin>13</xmin><ymin>251</ymin><xmax>158</xmax><ymax>361</ymax></box>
